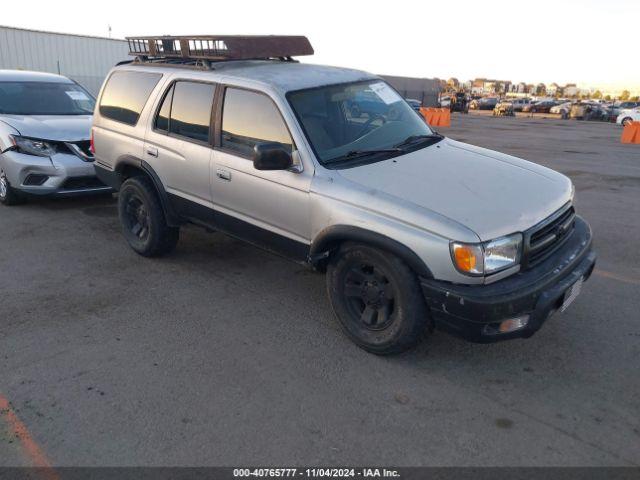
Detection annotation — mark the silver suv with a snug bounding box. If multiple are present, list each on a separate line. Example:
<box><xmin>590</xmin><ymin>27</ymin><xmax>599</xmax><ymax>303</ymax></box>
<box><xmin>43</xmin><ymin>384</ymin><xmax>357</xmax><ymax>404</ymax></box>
<box><xmin>0</xmin><ymin>70</ymin><xmax>112</xmax><ymax>205</ymax></box>
<box><xmin>92</xmin><ymin>36</ymin><xmax>596</xmax><ymax>354</ymax></box>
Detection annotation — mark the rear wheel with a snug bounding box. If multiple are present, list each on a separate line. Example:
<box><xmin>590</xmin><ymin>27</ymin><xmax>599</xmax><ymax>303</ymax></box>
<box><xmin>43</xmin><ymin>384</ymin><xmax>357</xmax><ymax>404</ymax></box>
<box><xmin>0</xmin><ymin>168</ymin><xmax>25</xmax><ymax>206</ymax></box>
<box><xmin>326</xmin><ymin>243</ymin><xmax>429</xmax><ymax>355</ymax></box>
<box><xmin>118</xmin><ymin>176</ymin><xmax>179</xmax><ymax>257</ymax></box>
<box><xmin>622</xmin><ymin>117</ymin><xmax>634</xmax><ymax>126</ymax></box>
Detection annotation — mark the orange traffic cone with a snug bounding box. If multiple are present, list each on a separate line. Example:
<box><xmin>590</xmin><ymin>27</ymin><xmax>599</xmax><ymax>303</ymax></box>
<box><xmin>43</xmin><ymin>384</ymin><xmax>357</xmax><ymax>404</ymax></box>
<box><xmin>621</xmin><ymin>121</ymin><xmax>640</xmax><ymax>144</ymax></box>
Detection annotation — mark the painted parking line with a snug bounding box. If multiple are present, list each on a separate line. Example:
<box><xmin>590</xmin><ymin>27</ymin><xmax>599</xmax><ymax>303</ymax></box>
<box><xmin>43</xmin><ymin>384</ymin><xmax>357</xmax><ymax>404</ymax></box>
<box><xmin>594</xmin><ymin>269</ymin><xmax>640</xmax><ymax>286</ymax></box>
<box><xmin>0</xmin><ymin>394</ymin><xmax>59</xmax><ymax>480</ymax></box>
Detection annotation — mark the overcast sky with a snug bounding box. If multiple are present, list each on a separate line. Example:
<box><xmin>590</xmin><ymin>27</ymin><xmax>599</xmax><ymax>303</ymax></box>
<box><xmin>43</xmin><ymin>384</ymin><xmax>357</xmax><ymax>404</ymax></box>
<box><xmin>7</xmin><ymin>0</ymin><xmax>640</xmax><ymax>93</ymax></box>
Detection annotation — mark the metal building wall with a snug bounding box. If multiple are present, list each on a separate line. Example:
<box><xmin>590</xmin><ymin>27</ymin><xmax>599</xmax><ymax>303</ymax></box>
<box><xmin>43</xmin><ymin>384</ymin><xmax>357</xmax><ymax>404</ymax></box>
<box><xmin>381</xmin><ymin>75</ymin><xmax>442</xmax><ymax>107</ymax></box>
<box><xmin>0</xmin><ymin>25</ymin><xmax>129</xmax><ymax>95</ymax></box>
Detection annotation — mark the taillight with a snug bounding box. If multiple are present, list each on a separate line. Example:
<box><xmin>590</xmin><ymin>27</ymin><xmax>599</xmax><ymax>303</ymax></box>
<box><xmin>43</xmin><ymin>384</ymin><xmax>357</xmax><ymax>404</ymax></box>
<box><xmin>89</xmin><ymin>128</ymin><xmax>95</xmax><ymax>154</ymax></box>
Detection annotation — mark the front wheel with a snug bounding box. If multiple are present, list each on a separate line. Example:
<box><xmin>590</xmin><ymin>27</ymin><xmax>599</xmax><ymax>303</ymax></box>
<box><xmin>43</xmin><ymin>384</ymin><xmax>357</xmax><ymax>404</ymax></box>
<box><xmin>622</xmin><ymin>117</ymin><xmax>634</xmax><ymax>126</ymax></box>
<box><xmin>118</xmin><ymin>176</ymin><xmax>179</xmax><ymax>257</ymax></box>
<box><xmin>326</xmin><ymin>243</ymin><xmax>429</xmax><ymax>355</ymax></box>
<box><xmin>0</xmin><ymin>169</ymin><xmax>25</xmax><ymax>206</ymax></box>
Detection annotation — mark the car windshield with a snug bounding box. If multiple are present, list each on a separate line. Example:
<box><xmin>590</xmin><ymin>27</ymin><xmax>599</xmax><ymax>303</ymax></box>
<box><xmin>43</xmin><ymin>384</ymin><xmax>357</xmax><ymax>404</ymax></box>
<box><xmin>0</xmin><ymin>81</ymin><xmax>95</xmax><ymax>115</ymax></box>
<box><xmin>287</xmin><ymin>80</ymin><xmax>435</xmax><ymax>166</ymax></box>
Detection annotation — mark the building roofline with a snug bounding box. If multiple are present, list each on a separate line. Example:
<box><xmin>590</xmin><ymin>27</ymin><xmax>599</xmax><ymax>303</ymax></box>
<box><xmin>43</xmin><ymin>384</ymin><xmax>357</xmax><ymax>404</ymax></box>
<box><xmin>0</xmin><ymin>24</ymin><xmax>126</xmax><ymax>43</ymax></box>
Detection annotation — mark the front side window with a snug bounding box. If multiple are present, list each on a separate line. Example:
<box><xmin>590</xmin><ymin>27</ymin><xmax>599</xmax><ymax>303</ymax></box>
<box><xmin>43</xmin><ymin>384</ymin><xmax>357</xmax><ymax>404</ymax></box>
<box><xmin>221</xmin><ymin>88</ymin><xmax>293</xmax><ymax>157</ymax></box>
<box><xmin>287</xmin><ymin>80</ymin><xmax>436</xmax><ymax>167</ymax></box>
<box><xmin>0</xmin><ymin>81</ymin><xmax>95</xmax><ymax>115</ymax></box>
<box><xmin>99</xmin><ymin>71</ymin><xmax>161</xmax><ymax>125</ymax></box>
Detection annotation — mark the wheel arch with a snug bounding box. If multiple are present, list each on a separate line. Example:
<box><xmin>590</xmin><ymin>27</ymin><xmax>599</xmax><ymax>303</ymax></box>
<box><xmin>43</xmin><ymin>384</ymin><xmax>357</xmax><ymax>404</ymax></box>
<box><xmin>310</xmin><ymin>225</ymin><xmax>433</xmax><ymax>279</ymax></box>
<box><xmin>114</xmin><ymin>156</ymin><xmax>182</xmax><ymax>227</ymax></box>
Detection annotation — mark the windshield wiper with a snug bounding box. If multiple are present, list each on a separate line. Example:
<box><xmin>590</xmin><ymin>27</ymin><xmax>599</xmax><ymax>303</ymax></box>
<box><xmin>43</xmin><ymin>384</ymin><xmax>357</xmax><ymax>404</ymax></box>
<box><xmin>324</xmin><ymin>148</ymin><xmax>404</xmax><ymax>165</ymax></box>
<box><xmin>393</xmin><ymin>133</ymin><xmax>443</xmax><ymax>149</ymax></box>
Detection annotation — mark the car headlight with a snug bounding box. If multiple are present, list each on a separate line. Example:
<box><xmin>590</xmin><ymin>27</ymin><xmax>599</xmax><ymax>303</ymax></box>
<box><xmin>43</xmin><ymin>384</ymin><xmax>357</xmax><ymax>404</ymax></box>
<box><xmin>451</xmin><ymin>233</ymin><xmax>523</xmax><ymax>276</ymax></box>
<box><xmin>10</xmin><ymin>135</ymin><xmax>57</xmax><ymax>157</ymax></box>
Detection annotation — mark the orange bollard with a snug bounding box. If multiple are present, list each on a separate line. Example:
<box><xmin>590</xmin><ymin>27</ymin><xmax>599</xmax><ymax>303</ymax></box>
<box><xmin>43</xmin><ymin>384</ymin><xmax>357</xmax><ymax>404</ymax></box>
<box><xmin>621</xmin><ymin>121</ymin><xmax>640</xmax><ymax>144</ymax></box>
<box><xmin>419</xmin><ymin>107</ymin><xmax>450</xmax><ymax>127</ymax></box>
<box><xmin>438</xmin><ymin>108</ymin><xmax>451</xmax><ymax>127</ymax></box>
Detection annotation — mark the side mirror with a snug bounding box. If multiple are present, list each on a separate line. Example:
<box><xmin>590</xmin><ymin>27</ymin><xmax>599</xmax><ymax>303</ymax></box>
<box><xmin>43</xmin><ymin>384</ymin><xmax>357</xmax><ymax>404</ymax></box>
<box><xmin>253</xmin><ymin>142</ymin><xmax>293</xmax><ymax>171</ymax></box>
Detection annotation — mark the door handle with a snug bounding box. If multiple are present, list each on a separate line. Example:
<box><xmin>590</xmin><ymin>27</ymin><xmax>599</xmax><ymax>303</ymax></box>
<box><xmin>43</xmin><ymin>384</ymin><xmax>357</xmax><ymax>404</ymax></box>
<box><xmin>146</xmin><ymin>146</ymin><xmax>158</xmax><ymax>157</ymax></box>
<box><xmin>216</xmin><ymin>168</ymin><xmax>232</xmax><ymax>181</ymax></box>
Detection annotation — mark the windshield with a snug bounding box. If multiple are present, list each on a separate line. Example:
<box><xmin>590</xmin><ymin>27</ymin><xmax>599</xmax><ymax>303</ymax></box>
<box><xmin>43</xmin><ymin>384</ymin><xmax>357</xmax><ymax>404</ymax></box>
<box><xmin>0</xmin><ymin>81</ymin><xmax>95</xmax><ymax>115</ymax></box>
<box><xmin>287</xmin><ymin>80</ymin><xmax>434</xmax><ymax>166</ymax></box>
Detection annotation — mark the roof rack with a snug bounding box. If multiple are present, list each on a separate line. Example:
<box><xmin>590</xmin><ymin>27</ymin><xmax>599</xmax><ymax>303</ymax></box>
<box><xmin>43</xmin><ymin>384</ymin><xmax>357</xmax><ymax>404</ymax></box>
<box><xmin>125</xmin><ymin>35</ymin><xmax>314</xmax><ymax>63</ymax></box>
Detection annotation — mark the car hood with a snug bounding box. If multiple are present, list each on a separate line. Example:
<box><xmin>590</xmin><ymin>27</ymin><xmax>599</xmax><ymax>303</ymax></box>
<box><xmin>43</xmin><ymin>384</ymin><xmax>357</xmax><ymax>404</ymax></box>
<box><xmin>335</xmin><ymin>138</ymin><xmax>573</xmax><ymax>241</ymax></box>
<box><xmin>0</xmin><ymin>114</ymin><xmax>92</xmax><ymax>142</ymax></box>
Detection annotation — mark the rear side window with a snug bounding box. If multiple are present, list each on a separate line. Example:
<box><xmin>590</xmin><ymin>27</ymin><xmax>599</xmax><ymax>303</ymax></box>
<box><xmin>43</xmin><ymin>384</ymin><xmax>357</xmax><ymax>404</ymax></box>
<box><xmin>167</xmin><ymin>81</ymin><xmax>215</xmax><ymax>143</ymax></box>
<box><xmin>221</xmin><ymin>88</ymin><xmax>293</xmax><ymax>157</ymax></box>
<box><xmin>99</xmin><ymin>71</ymin><xmax>161</xmax><ymax>126</ymax></box>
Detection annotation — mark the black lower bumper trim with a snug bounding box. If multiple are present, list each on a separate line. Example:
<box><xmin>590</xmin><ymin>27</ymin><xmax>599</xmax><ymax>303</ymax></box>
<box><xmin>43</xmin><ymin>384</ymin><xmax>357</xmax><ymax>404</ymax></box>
<box><xmin>421</xmin><ymin>216</ymin><xmax>596</xmax><ymax>343</ymax></box>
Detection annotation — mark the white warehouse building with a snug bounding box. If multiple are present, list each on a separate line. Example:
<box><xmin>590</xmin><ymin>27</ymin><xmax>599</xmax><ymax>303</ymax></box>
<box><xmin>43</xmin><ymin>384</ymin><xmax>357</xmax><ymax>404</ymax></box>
<box><xmin>0</xmin><ymin>25</ymin><xmax>129</xmax><ymax>95</ymax></box>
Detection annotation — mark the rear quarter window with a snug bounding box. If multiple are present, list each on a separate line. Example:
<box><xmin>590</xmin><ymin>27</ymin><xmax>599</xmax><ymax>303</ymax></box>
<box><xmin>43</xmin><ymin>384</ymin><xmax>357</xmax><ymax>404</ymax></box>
<box><xmin>99</xmin><ymin>71</ymin><xmax>162</xmax><ymax>126</ymax></box>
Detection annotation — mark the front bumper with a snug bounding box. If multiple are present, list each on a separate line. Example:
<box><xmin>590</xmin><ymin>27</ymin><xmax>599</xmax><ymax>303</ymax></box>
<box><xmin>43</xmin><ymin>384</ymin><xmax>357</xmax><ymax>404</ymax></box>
<box><xmin>1</xmin><ymin>150</ymin><xmax>112</xmax><ymax>197</ymax></box>
<box><xmin>421</xmin><ymin>216</ymin><xmax>596</xmax><ymax>343</ymax></box>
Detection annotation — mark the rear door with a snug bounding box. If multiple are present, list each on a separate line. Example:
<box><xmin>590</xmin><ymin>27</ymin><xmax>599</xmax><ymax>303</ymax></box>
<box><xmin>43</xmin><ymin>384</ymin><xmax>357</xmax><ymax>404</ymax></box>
<box><xmin>144</xmin><ymin>79</ymin><xmax>217</xmax><ymax>217</ymax></box>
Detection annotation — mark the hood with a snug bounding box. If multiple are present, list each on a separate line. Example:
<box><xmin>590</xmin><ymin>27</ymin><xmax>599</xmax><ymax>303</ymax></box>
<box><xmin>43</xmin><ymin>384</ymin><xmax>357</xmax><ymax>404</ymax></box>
<box><xmin>336</xmin><ymin>138</ymin><xmax>573</xmax><ymax>241</ymax></box>
<box><xmin>0</xmin><ymin>114</ymin><xmax>92</xmax><ymax>142</ymax></box>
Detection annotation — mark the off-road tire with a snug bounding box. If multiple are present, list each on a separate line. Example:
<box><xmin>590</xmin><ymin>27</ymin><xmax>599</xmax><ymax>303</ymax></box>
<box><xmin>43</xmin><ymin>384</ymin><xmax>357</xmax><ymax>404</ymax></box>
<box><xmin>118</xmin><ymin>176</ymin><xmax>179</xmax><ymax>257</ymax></box>
<box><xmin>326</xmin><ymin>243</ymin><xmax>429</xmax><ymax>355</ymax></box>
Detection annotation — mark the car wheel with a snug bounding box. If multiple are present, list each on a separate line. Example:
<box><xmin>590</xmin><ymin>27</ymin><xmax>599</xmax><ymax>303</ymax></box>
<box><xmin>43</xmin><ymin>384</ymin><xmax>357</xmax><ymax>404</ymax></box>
<box><xmin>118</xmin><ymin>176</ymin><xmax>179</xmax><ymax>257</ymax></box>
<box><xmin>622</xmin><ymin>117</ymin><xmax>634</xmax><ymax>126</ymax></box>
<box><xmin>326</xmin><ymin>243</ymin><xmax>429</xmax><ymax>355</ymax></box>
<box><xmin>0</xmin><ymin>168</ymin><xmax>25</xmax><ymax>206</ymax></box>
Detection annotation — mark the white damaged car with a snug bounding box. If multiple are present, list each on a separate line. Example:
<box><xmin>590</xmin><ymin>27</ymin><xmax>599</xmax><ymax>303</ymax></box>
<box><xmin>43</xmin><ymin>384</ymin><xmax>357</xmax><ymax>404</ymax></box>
<box><xmin>0</xmin><ymin>70</ymin><xmax>112</xmax><ymax>205</ymax></box>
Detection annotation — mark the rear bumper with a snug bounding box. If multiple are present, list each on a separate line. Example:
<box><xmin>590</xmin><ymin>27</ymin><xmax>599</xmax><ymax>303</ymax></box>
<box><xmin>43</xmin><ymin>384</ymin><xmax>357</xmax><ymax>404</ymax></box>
<box><xmin>1</xmin><ymin>150</ymin><xmax>112</xmax><ymax>197</ymax></box>
<box><xmin>421</xmin><ymin>216</ymin><xmax>596</xmax><ymax>343</ymax></box>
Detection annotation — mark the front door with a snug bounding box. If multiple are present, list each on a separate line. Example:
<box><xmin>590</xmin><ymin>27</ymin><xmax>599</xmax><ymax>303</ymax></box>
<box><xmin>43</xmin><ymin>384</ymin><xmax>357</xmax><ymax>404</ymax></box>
<box><xmin>211</xmin><ymin>86</ymin><xmax>312</xmax><ymax>260</ymax></box>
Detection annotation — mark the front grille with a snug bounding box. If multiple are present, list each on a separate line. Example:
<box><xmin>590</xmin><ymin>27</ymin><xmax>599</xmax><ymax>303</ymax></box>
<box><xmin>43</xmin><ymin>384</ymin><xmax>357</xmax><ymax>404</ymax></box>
<box><xmin>61</xmin><ymin>140</ymin><xmax>94</xmax><ymax>161</ymax></box>
<box><xmin>62</xmin><ymin>176</ymin><xmax>106</xmax><ymax>191</ymax></box>
<box><xmin>524</xmin><ymin>204</ymin><xmax>576</xmax><ymax>268</ymax></box>
<box><xmin>73</xmin><ymin>140</ymin><xmax>93</xmax><ymax>157</ymax></box>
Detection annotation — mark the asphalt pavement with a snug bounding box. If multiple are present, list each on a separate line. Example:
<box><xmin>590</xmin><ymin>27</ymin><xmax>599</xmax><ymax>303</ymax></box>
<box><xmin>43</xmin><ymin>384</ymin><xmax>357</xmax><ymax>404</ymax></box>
<box><xmin>1</xmin><ymin>114</ymin><xmax>638</xmax><ymax>467</ymax></box>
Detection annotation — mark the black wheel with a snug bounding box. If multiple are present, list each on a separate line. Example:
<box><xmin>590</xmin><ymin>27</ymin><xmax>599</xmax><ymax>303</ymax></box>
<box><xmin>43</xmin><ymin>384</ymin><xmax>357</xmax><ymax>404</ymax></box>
<box><xmin>622</xmin><ymin>117</ymin><xmax>633</xmax><ymax>127</ymax></box>
<box><xmin>118</xmin><ymin>176</ymin><xmax>179</xmax><ymax>257</ymax></box>
<box><xmin>326</xmin><ymin>243</ymin><xmax>429</xmax><ymax>355</ymax></box>
<box><xmin>0</xmin><ymin>168</ymin><xmax>25</xmax><ymax>206</ymax></box>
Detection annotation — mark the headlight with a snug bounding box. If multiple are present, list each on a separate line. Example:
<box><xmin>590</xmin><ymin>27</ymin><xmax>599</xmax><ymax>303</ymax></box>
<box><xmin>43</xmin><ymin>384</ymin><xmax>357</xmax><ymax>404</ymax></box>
<box><xmin>451</xmin><ymin>233</ymin><xmax>523</xmax><ymax>276</ymax></box>
<box><xmin>10</xmin><ymin>135</ymin><xmax>57</xmax><ymax>157</ymax></box>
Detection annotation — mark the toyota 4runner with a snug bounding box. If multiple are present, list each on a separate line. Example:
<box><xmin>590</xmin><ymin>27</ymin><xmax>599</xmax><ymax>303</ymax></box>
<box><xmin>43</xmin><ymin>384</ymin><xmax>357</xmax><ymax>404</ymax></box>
<box><xmin>92</xmin><ymin>36</ymin><xmax>596</xmax><ymax>354</ymax></box>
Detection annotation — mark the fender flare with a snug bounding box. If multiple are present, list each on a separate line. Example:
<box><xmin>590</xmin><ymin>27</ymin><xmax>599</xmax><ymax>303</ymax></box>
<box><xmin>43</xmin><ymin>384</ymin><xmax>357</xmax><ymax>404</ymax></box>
<box><xmin>113</xmin><ymin>156</ymin><xmax>182</xmax><ymax>227</ymax></box>
<box><xmin>309</xmin><ymin>225</ymin><xmax>433</xmax><ymax>278</ymax></box>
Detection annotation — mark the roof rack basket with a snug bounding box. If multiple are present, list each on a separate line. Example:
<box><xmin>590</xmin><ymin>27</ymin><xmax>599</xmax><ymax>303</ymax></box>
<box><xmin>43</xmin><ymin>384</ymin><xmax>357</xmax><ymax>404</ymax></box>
<box><xmin>126</xmin><ymin>35</ymin><xmax>313</xmax><ymax>62</ymax></box>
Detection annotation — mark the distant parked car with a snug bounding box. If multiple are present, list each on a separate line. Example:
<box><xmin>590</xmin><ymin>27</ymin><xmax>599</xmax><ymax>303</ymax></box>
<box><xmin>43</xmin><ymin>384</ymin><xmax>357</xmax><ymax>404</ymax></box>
<box><xmin>470</xmin><ymin>97</ymin><xmax>499</xmax><ymax>110</ymax></box>
<box><xmin>570</xmin><ymin>103</ymin><xmax>609</xmax><ymax>121</ymax></box>
<box><xmin>0</xmin><ymin>70</ymin><xmax>112</xmax><ymax>205</ymax></box>
<box><xmin>522</xmin><ymin>100</ymin><xmax>557</xmax><ymax>113</ymax></box>
<box><xmin>438</xmin><ymin>96</ymin><xmax>451</xmax><ymax>108</ymax></box>
<box><xmin>616</xmin><ymin>107</ymin><xmax>640</xmax><ymax>126</ymax></box>
<box><xmin>609</xmin><ymin>101</ymin><xmax>640</xmax><ymax>121</ymax></box>
<box><xmin>550</xmin><ymin>101</ymin><xmax>572</xmax><ymax>117</ymax></box>
<box><xmin>405</xmin><ymin>98</ymin><xmax>422</xmax><ymax>112</ymax></box>
<box><xmin>509</xmin><ymin>98</ymin><xmax>533</xmax><ymax>112</ymax></box>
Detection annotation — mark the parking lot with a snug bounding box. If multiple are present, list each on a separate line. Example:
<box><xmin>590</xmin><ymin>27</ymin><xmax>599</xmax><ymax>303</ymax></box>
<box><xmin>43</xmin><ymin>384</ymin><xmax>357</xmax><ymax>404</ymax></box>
<box><xmin>1</xmin><ymin>114</ymin><xmax>639</xmax><ymax>467</ymax></box>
